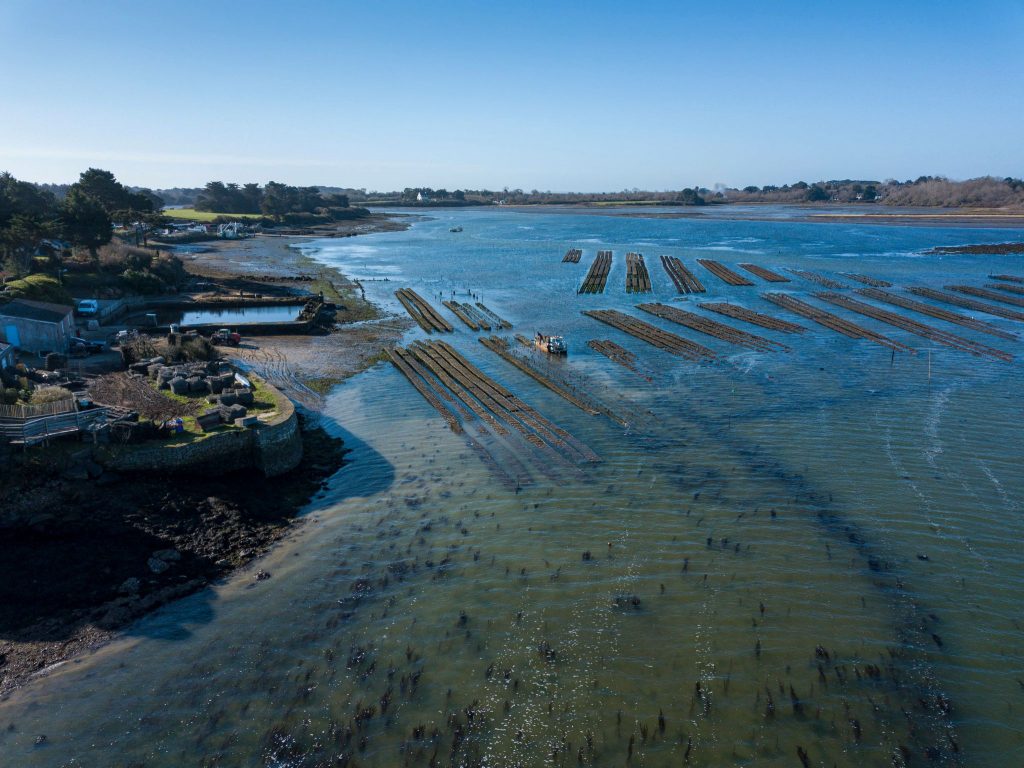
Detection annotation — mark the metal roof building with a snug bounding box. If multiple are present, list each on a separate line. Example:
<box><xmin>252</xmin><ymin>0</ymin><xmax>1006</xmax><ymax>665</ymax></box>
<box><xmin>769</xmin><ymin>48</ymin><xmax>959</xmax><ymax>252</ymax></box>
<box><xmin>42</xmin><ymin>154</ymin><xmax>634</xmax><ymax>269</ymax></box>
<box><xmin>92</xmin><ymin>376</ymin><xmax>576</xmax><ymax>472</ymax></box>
<box><xmin>0</xmin><ymin>299</ymin><xmax>75</xmax><ymax>354</ymax></box>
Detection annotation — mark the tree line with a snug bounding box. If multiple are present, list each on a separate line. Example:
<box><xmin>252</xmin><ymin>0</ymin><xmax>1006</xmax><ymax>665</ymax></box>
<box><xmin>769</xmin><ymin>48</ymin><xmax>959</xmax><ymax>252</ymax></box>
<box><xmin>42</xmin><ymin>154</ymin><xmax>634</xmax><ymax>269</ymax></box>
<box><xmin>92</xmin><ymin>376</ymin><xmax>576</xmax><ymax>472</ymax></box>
<box><xmin>879</xmin><ymin>176</ymin><xmax>1024</xmax><ymax>208</ymax></box>
<box><xmin>725</xmin><ymin>176</ymin><xmax>1024</xmax><ymax>206</ymax></box>
<box><xmin>102</xmin><ymin>176</ymin><xmax>1024</xmax><ymax>211</ymax></box>
<box><xmin>2</xmin><ymin>168</ymin><xmax>164</xmax><ymax>274</ymax></box>
<box><xmin>356</xmin><ymin>176</ymin><xmax>1024</xmax><ymax>208</ymax></box>
<box><xmin>729</xmin><ymin>179</ymin><xmax>877</xmax><ymax>203</ymax></box>
<box><xmin>195</xmin><ymin>181</ymin><xmax>349</xmax><ymax>217</ymax></box>
<box><xmin>1</xmin><ymin>168</ymin><xmax>192</xmax><ymax>303</ymax></box>
<box><xmin>355</xmin><ymin>187</ymin><xmax>710</xmax><ymax>206</ymax></box>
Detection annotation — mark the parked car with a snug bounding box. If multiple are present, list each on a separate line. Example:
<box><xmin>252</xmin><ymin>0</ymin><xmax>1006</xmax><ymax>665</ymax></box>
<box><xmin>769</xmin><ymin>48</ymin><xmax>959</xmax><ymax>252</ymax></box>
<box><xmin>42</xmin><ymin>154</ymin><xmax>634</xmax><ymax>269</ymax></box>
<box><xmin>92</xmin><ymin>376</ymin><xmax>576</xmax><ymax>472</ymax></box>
<box><xmin>70</xmin><ymin>336</ymin><xmax>105</xmax><ymax>354</ymax></box>
<box><xmin>76</xmin><ymin>299</ymin><xmax>99</xmax><ymax>316</ymax></box>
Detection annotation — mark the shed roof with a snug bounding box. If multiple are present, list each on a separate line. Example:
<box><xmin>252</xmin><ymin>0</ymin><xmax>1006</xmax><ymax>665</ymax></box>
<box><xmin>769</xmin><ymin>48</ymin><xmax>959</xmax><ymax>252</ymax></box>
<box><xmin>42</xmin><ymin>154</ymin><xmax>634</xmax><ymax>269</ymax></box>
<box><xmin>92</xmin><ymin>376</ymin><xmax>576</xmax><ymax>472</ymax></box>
<box><xmin>0</xmin><ymin>299</ymin><xmax>74</xmax><ymax>324</ymax></box>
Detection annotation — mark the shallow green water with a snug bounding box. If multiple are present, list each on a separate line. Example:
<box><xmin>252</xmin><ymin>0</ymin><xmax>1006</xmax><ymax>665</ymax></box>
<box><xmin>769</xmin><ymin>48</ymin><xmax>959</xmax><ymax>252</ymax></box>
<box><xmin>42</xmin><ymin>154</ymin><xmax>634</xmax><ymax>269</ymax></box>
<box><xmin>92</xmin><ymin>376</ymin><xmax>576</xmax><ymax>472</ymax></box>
<box><xmin>1</xmin><ymin>210</ymin><xmax>1022</xmax><ymax>766</ymax></box>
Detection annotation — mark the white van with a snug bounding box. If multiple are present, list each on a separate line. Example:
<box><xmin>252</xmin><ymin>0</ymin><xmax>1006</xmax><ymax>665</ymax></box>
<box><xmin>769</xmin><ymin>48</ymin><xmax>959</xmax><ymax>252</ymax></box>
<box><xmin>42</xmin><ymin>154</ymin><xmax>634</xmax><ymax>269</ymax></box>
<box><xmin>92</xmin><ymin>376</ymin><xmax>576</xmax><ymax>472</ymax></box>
<box><xmin>77</xmin><ymin>299</ymin><xmax>99</xmax><ymax>316</ymax></box>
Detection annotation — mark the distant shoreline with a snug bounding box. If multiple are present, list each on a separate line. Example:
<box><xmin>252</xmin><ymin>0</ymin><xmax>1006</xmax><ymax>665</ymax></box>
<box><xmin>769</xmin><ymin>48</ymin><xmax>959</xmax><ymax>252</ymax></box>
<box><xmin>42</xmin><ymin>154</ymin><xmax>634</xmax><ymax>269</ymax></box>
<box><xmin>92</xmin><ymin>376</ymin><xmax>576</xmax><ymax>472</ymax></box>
<box><xmin>804</xmin><ymin>211</ymin><xmax>1024</xmax><ymax>228</ymax></box>
<box><xmin>488</xmin><ymin>203</ymin><xmax>1024</xmax><ymax>229</ymax></box>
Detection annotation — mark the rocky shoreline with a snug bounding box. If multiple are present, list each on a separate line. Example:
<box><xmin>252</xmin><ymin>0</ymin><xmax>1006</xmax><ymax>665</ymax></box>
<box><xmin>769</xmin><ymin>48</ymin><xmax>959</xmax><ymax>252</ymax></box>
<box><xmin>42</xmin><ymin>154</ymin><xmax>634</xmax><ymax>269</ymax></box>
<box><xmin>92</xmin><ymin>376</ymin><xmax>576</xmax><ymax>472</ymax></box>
<box><xmin>926</xmin><ymin>241</ymin><xmax>1024</xmax><ymax>254</ymax></box>
<box><xmin>0</xmin><ymin>212</ymin><xmax>412</xmax><ymax>697</ymax></box>
<box><xmin>0</xmin><ymin>416</ymin><xmax>345</xmax><ymax>697</ymax></box>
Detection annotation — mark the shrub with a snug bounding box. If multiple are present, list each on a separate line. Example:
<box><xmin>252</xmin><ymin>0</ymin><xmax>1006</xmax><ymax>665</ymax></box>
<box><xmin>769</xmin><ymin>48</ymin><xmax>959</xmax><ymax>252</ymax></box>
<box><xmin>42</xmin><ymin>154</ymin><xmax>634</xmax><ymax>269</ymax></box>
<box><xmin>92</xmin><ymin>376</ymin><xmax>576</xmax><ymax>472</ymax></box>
<box><xmin>149</xmin><ymin>253</ymin><xmax>186</xmax><ymax>289</ymax></box>
<box><xmin>30</xmin><ymin>385</ymin><xmax>74</xmax><ymax>404</ymax></box>
<box><xmin>159</xmin><ymin>336</ymin><xmax>216</xmax><ymax>362</ymax></box>
<box><xmin>325</xmin><ymin>206</ymin><xmax>370</xmax><ymax>222</ymax></box>
<box><xmin>281</xmin><ymin>211</ymin><xmax>332</xmax><ymax>226</ymax></box>
<box><xmin>99</xmin><ymin>242</ymin><xmax>138</xmax><ymax>271</ymax></box>
<box><xmin>120</xmin><ymin>268</ymin><xmax>165</xmax><ymax>294</ymax></box>
<box><xmin>180</xmin><ymin>336</ymin><xmax>216</xmax><ymax>361</ymax></box>
<box><xmin>1</xmin><ymin>274</ymin><xmax>72</xmax><ymax>304</ymax></box>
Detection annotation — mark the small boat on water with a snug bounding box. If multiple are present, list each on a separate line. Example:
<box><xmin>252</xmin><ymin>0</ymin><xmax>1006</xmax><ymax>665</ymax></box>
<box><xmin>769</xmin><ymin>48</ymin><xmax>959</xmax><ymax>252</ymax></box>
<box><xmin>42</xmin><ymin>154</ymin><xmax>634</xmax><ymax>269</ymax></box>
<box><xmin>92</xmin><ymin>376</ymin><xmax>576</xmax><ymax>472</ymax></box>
<box><xmin>533</xmin><ymin>332</ymin><xmax>567</xmax><ymax>355</ymax></box>
<box><xmin>449</xmin><ymin>226</ymin><xmax>463</xmax><ymax>233</ymax></box>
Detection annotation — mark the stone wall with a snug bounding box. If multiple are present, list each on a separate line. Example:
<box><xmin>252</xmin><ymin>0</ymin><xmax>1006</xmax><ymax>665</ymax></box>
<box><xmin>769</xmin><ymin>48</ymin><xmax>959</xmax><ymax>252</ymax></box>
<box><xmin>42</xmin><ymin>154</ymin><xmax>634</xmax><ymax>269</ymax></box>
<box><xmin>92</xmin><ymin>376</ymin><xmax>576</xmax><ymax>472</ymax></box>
<box><xmin>99</xmin><ymin>376</ymin><xmax>302</xmax><ymax>478</ymax></box>
<box><xmin>254</xmin><ymin>401</ymin><xmax>303</xmax><ymax>477</ymax></box>
<box><xmin>188</xmin><ymin>318</ymin><xmax>315</xmax><ymax>335</ymax></box>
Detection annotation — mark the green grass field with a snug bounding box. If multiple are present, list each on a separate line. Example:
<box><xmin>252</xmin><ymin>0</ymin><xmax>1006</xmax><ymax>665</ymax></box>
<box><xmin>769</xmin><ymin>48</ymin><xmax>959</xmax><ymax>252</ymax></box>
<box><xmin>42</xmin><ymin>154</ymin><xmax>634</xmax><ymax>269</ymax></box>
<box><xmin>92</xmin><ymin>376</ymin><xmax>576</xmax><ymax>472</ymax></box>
<box><xmin>163</xmin><ymin>208</ymin><xmax>265</xmax><ymax>222</ymax></box>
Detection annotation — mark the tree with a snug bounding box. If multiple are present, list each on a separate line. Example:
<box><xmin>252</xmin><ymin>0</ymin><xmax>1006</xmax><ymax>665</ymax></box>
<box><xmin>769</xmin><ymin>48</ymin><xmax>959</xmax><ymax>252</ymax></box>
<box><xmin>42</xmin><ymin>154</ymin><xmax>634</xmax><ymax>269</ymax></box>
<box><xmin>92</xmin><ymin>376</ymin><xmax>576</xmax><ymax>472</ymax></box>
<box><xmin>242</xmin><ymin>183</ymin><xmax>263</xmax><ymax>212</ymax></box>
<box><xmin>675</xmin><ymin>188</ymin><xmax>706</xmax><ymax>206</ymax></box>
<box><xmin>76</xmin><ymin>168</ymin><xmax>122</xmax><ymax>207</ymax></box>
<box><xmin>75</xmin><ymin>168</ymin><xmax>154</xmax><ymax>214</ymax></box>
<box><xmin>296</xmin><ymin>186</ymin><xmax>323</xmax><ymax>212</ymax></box>
<box><xmin>323</xmin><ymin>192</ymin><xmax>349</xmax><ymax>208</ymax></box>
<box><xmin>196</xmin><ymin>181</ymin><xmax>229</xmax><ymax>212</ymax></box>
<box><xmin>861</xmin><ymin>184</ymin><xmax>878</xmax><ymax>201</ymax></box>
<box><xmin>0</xmin><ymin>171</ymin><xmax>56</xmax><ymax>220</ymax></box>
<box><xmin>805</xmin><ymin>184</ymin><xmax>830</xmax><ymax>202</ymax></box>
<box><xmin>60</xmin><ymin>187</ymin><xmax>111</xmax><ymax>259</ymax></box>
<box><xmin>1</xmin><ymin>172</ymin><xmax>58</xmax><ymax>274</ymax></box>
<box><xmin>260</xmin><ymin>181</ymin><xmax>294</xmax><ymax>220</ymax></box>
<box><xmin>1</xmin><ymin>214</ymin><xmax>48</xmax><ymax>274</ymax></box>
<box><xmin>136</xmin><ymin>188</ymin><xmax>165</xmax><ymax>210</ymax></box>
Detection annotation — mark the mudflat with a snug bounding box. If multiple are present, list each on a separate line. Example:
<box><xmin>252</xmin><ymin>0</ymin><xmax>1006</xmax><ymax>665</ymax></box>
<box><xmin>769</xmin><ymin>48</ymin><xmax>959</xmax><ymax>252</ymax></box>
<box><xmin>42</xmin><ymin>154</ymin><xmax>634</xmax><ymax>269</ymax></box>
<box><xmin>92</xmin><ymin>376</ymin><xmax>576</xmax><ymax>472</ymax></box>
<box><xmin>0</xmin><ymin>217</ymin><xmax>413</xmax><ymax>696</ymax></box>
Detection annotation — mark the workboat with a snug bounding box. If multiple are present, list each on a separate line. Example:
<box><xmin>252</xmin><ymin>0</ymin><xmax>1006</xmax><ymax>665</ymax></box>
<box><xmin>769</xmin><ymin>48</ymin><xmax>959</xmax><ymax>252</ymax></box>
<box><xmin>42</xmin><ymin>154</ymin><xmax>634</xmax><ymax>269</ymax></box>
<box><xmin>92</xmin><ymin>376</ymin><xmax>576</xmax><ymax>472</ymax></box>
<box><xmin>534</xmin><ymin>332</ymin><xmax>567</xmax><ymax>355</ymax></box>
<box><xmin>449</xmin><ymin>226</ymin><xmax>463</xmax><ymax>232</ymax></box>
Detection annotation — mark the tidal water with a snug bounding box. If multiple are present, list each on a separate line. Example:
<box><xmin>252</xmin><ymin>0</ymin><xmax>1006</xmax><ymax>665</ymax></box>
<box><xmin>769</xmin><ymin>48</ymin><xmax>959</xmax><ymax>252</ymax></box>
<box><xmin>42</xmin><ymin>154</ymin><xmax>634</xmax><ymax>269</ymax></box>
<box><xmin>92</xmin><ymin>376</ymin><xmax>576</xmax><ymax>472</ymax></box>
<box><xmin>2</xmin><ymin>209</ymin><xmax>1023</xmax><ymax>767</ymax></box>
<box><xmin>127</xmin><ymin>303</ymin><xmax>304</xmax><ymax>327</ymax></box>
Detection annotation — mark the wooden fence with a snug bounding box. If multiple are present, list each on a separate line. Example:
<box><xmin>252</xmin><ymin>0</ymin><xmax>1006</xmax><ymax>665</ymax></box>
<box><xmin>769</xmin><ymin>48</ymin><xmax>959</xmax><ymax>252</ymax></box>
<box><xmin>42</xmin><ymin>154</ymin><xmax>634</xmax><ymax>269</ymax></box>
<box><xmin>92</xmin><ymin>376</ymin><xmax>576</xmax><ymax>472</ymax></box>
<box><xmin>0</xmin><ymin>398</ymin><xmax>77</xmax><ymax>419</ymax></box>
<box><xmin>0</xmin><ymin>401</ymin><xmax>108</xmax><ymax>446</ymax></box>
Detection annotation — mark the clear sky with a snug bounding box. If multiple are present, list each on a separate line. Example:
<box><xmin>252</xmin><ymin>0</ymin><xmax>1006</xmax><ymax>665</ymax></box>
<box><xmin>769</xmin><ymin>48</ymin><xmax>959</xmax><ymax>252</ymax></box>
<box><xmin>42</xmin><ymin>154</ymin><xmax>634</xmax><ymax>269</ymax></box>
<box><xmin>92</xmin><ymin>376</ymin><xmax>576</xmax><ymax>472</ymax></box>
<box><xmin>1</xmin><ymin>0</ymin><xmax>1022</xmax><ymax>191</ymax></box>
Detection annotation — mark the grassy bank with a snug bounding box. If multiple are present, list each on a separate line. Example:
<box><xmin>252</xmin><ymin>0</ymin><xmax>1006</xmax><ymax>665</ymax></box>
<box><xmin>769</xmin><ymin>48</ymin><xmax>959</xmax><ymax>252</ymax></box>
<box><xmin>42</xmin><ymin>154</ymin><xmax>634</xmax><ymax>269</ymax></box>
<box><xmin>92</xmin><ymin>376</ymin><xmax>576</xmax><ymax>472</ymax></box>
<box><xmin>163</xmin><ymin>208</ymin><xmax>264</xmax><ymax>222</ymax></box>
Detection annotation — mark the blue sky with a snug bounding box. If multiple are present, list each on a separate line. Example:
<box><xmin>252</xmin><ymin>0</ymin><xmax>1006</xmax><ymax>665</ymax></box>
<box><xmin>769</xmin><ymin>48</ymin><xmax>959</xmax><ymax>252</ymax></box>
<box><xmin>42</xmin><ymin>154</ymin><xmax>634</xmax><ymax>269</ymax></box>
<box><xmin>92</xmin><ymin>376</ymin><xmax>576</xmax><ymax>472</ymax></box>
<box><xmin>1</xmin><ymin>0</ymin><xmax>1022</xmax><ymax>190</ymax></box>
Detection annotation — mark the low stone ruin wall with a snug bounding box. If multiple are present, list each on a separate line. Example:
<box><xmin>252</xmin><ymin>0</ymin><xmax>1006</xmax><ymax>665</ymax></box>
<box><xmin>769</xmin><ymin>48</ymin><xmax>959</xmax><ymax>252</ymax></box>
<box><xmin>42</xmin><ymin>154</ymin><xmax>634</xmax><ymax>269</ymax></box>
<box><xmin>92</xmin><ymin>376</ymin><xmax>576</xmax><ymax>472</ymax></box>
<box><xmin>100</xmin><ymin>373</ymin><xmax>302</xmax><ymax>478</ymax></box>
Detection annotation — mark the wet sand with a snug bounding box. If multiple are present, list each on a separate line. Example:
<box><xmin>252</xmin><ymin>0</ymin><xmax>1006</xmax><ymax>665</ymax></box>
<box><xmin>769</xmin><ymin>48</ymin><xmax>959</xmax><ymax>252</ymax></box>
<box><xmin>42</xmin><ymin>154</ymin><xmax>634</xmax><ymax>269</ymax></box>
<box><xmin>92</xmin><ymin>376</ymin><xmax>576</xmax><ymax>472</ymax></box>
<box><xmin>228</xmin><ymin>318</ymin><xmax>412</xmax><ymax>410</ymax></box>
<box><xmin>182</xmin><ymin>229</ymin><xmax>414</xmax><ymax>407</ymax></box>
